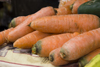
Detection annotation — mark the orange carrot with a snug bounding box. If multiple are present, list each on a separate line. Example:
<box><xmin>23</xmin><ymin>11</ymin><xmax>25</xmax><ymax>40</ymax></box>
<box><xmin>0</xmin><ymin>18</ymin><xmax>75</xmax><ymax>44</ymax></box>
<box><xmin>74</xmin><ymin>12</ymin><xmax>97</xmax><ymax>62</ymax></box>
<box><xmin>59</xmin><ymin>0</ymin><xmax>77</xmax><ymax>8</ymax></box>
<box><xmin>9</xmin><ymin>15</ymin><xmax>31</xmax><ymax>28</ymax></box>
<box><xmin>71</xmin><ymin>0</ymin><xmax>90</xmax><ymax>14</ymax></box>
<box><xmin>32</xmin><ymin>32</ymin><xmax>79</xmax><ymax>57</ymax></box>
<box><xmin>49</xmin><ymin>47</ymin><xmax>70</xmax><ymax>66</ymax></box>
<box><xmin>8</xmin><ymin>6</ymin><xmax>56</xmax><ymax>42</ymax></box>
<box><xmin>30</xmin><ymin>14</ymin><xmax>100</xmax><ymax>34</ymax></box>
<box><xmin>13</xmin><ymin>31</ymin><xmax>51</xmax><ymax>49</ymax></box>
<box><xmin>0</xmin><ymin>28</ymin><xmax>13</xmax><ymax>45</ymax></box>
<box><xmin>79</xmin><ymin>48</ymin><xmax>100</xmax><ymax>67</ymax></box>
<box><xmin>57</xmin><ymin>5</ymin><xmax>72</xmax><ymax>15</ymax></box>
<box><xmin>60</xmin><ymin>28</ymin><xmax>100</xmax><ymax>61</ymax></box>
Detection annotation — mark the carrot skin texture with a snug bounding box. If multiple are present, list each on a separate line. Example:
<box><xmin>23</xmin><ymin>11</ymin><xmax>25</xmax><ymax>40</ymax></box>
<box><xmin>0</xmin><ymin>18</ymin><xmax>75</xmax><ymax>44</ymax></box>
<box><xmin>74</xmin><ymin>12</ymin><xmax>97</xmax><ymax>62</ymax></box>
<box><xmin>49</xmin><ymin>47</ymin><xmax>70</xmax><ymax>66</ymax></box>
<box><xmin>60</xmin><ymin>28</ymin><xmax>100</xmax><ymax>61</ymax></box>
<box><xmin>30</xmin><ymin>14</ymin><xmax>100</xmax><ymax>33</ymax></box>
<box><xmin>72</xmin><ymin>0</ymin><xmax>90</xmax><ymax>14</ymax></box>
<box><xmin>33</xmin><ymin>32</ymin><xmax>79</xmax><ymax>57</ymax></box>
<box><xmin>0</xmin><ymin>28</ymin><xmax>13</xmax><ymax>45</ymax></box>
<box><xmin>8</xmin><ymin>6</ymin><xmax>56</xmax><ymax>42</ymax></box>
<box><xmin>13</xmin><ymin>31</ymin><xmax>51</xmax><ymax>49</ymax></box>
<box><xmin>79</xmin><ymin>48</ymin><xmax>100</xmax><ymax>67</ymax></box>
<box><xmin>9</xmin><ymin>15</ymin><xmax>31</xmax><ymax>28</ymax></box>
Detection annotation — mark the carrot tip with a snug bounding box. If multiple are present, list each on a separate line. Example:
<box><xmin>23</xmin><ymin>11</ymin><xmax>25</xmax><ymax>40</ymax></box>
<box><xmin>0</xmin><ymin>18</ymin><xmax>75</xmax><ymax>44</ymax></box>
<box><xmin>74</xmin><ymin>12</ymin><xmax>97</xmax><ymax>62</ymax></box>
<box><xmin>28</xmin><ymin>22</ymin><xmax>31</xmax><ymax>27</ymax></box>
<box><xmin>33</xmin><ymin>41</ymin><xmax>42</xmax><ymax>54</ymax></box>
<box><xmin>32</xmin><ymin>45</ymin><xmax>36</xmax><ymax>54</ymax></box>
<box><xmin>78</xmin><ymin>58</ymin><xmax>87</xmax><ymax>67</ymax></box>
<box><xmin>53</xmin><ymin>8</ymin><xmax>57</xmax><ymax>15</ymax></box>
<box><xmin>60</xmin><ymin>48</ymin><xmax>67</xmax><ymax>59</ymax></box>
<box><xmin>70</xmin><ymin>3</ymin><xmax>74</xmax><ymax>10</ymax></box>
<box><xmin>49</xmin><ymin>54</ymin><xmax>54</xmax><ymax>62</ymax></box>
<box><xmin>9</xmin><ymin>18</ymin><xmax>16</xmax><ymax>28</ymax></box>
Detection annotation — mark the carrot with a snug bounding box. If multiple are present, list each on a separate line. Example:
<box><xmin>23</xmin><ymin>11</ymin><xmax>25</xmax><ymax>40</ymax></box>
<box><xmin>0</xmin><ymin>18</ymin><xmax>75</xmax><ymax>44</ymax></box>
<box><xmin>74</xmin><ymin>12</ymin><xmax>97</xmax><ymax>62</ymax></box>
<box><xmin>30</xmin><ymin>14</ymin><xmax>100</xmax><ymax>34</ymax></box>
<box><xmin>59</xmin><ymin>0</ymin><xmax>77</xmax><ymax>8</ymax></box>
<box><xmin>13</xmin><ymin>31</ymin><xmax>51</xmax><ymax>49</ymax></box>
<box><xmin>32</xmin><ymin>32</ymin><xmax>79</xmax><ymax>57</ymax></box>
<box><xmin>9</xmin><ymin>15</ymin><xmax>31</xmax><ymax>28</ymax></box>
<box><xmin>57</xmin><ymin>5</ymin><xmax>72</xmax><ymax>15</ymax></box>
<box><xmin>8</xmin><ymin>6</ymin><xmax>56</xmax><ymax>42</ymax></box>
<box><xmin>49</xmin><ymin>47</ymin><xmax>71</xmax><ymax>66</ymax></box>
<box><xmin>0</xmin><ymin>28</ymin><xmax>13</xmax><ymax>45</ymax></box>
<box><xmin>71</xmin><ymin>0</ymin><xmax>90</xmax><ymax>14</ymax></box>
<box><xmin>60</xmin><ymin>28</ymin><xmax>100</xmax><ymax>61</ymax></box>
<box><xmin>79</xmin><ymin>48</ymin><xmax>100</xmax><ymax>67</ymax></box>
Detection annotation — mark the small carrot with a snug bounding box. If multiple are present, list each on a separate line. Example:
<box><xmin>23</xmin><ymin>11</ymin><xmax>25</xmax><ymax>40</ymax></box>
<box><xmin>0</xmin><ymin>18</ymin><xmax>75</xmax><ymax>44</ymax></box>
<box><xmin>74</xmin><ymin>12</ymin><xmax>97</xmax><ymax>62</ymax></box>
<box><xmin>59</xmin><ymin>0</ymin><xmax>77</xmax><ymax>8</ymax></box>
<box><xmin>79</xmin><ymin>48</ymin><xmax>100</xmax><ymax>67</ymax></box>
<box><xmin>13</xmin><ymin>31</ymin><xmax>51</xmax><ymax>49</ymax></box>
<box><xmin>8</xmin><ymin>6</ymin><xmax>56</xmax><ymax>42</ymax></box>
<box><xmin>30</xmin><ymin>14</ymin><xmax>100</xmax><ymax>33</ymax></box>
<box><xmin>57</xmin><ymin>5</ymin><xmax>72</xmax><ymax>15</ymax></box>
<box><xmin>49</xmin><ymin>47</ymin><xmax>71</xmax><ymax>66</ymax></box>
<box><xmin>32</xmin><ymin>32</ymin><xmax>79</xmax><ymax>57</ymax></box>
<box><xmin>60</xmin><ymin>28</ymin><xmax>100</xmax><ymax>61</ymax></box>
<box><xmin>0</xmin><ymin>28</ymin><xmax>13</xmax><ymax>45</ymax></box>
<box><xmin>9</xmin><ymin>15</ymin><xmax>31</xmax><ymax>28</ymax></box>
<box><xmin>71</xmin><ymin>0</ymin><xmax>90</xmax><ymax>14</ymax></box>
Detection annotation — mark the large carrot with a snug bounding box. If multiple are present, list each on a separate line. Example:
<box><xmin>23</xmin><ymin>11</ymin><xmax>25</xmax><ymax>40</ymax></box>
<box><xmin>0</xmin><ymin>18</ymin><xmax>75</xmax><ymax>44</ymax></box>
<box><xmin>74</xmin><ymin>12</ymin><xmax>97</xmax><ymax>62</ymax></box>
<box><xmin>71</xmin><ymin>0</ymin><xmax>90</xmax><ymax>14</ymax></box>
<box><xmin>30</xmin><ymin>14</ymin><xmax>100</xmax><ymax>33</ymax></box>
<box><xmin>9</xmin><ymin>15</ymin><xmax>31</xmax><ymax>28</ymax></box>
<box><xmin>32</xmin><ymin>32</ymin><xmax>79</xmax><ymax>57</ymax></box>
<box><xmin>57</xmin><ymin>5</ymin><xmax>72</xmax><ymax>15</ymax></box>
<box><xmin>59</xmin><ymin>0</ymin><xmax>77</xmax><ymax>8</ymax></box>
<box><xmin>0</xmin><ymin>28</ymin><xmax>13</xmax><ymax>45</ymax></box>
<box><xmin>8</xmin><ymin>6</ymin><xmax>56</xmax><ymax>42</ymax></box>
<box><xmin>49</xmin><ymin>47</ymin><xmax>71</xmax><ymax>66</ymax></box>
<box><xmin>60</xmin><ymin>28</ymin><xmax>100</xmax><ymax>61</ymax></box>
<box><xmin>13</xmin><ymin>31</ymin><xmax>51</xmax><ymax>49</ymax></box>
<box><xmin>79</xmin><ymin>48</ymin><xmax>100</xmax><ymax>67</ymax></box>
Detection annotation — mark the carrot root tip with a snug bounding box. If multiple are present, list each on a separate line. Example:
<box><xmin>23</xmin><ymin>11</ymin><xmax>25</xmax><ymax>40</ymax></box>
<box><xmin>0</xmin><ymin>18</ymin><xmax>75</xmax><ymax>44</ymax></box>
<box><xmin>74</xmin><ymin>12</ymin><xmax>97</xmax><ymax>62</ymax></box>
<box><xmin>60</xmin><ymin>48</ymin><xmax>67</xmax><ymax>59</ymax></box>
<box><xmin>49</xmin><ymin>54</ymin><xmax>54</xmax><ymax>62</ymax></box>
<box><xmin>32</xmin><ymin>45</ymin><xmax>36</xmax><ymax>54</ymax></box>
<box><xmin>28</xmin><ymin>22</ymin><xmax>31</xmax><ymax>27</ymax></box>
<box><xmin>78</xmin><ymin>58</ymin><xmax>87</xmax><ymax>67</ymax></box>
<box><xmin>53</xmin><ymin>8</ymin><xmax>57</xmax><ymax>15</ymax></box>
<box><xmin>10</xmin><ymin>18</ymin><xmax>16</xmax><ymax>28</ymax></box>
<box><xmin>70</xmin><ymin>3</ymin><xmax>74</xmax><ymax>10</ymax></box>
<box><xmin>34</xmin><ymin>41</ymin><xmax>42</xmax><ymax>55</ymax></box>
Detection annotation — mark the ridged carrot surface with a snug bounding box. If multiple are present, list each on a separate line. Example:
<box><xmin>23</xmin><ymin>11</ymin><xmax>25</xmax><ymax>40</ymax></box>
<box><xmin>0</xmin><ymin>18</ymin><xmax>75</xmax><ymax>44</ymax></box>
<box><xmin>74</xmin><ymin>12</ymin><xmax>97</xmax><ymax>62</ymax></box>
<box><xmin>32</xmin><ymin>32</ymin><xmax>79</xmax><ymax>57</ymax></box>
<box><xmin>71</xmin><ymin>0</ymin><xmax>90</xmax><ymax>14</ymax></box>
<box><xmin>60</xmin><ymin>28</ymin><xmax>100</xmax><ymax>61</ymax></box>
<box><xmin>30</xmin><ymin>14</ymin><xmax>100</xmax><ymax>33</ymax></box>
<box><xmin>13</xmin><ymin>31</ymin><xmax>51</xmax><ymax>49</ymax></box>
<box><xmin>8</xmin><ymin>6</ymin><xmax>56</xmax><ymax>42</ymax></box>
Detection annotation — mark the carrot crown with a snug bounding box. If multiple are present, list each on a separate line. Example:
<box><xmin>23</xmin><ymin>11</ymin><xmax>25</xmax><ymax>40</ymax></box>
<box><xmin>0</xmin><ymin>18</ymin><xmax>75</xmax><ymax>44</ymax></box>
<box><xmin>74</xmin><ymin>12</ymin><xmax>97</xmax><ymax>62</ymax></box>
<box><xmin>60</xmin><ymin>48</ymin><xmax>67</xmax><ymax>59</ymax></box>
<box><xmin>9</xmin><ymin>18</ymin><xmax>16</xmax><ymax>28</ymax></box>
<box><xmin>49</xmin><ymin>52</ymin><xmax>55</xmax><ymax>62</ymax></box>
<box><xmin>70</xmin><ymin>3</ymin><xmax>74</xmax><ymax>10</ymax></box>
<box><xmin>32</xmin><ymin>41</ymin><xmax>42</xmax><ymax>54</ymax></box>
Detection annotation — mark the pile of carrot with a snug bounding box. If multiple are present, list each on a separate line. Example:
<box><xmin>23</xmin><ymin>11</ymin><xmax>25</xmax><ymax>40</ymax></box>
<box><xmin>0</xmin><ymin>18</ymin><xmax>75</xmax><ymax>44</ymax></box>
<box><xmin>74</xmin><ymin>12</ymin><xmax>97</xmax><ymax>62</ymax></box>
<box><xmin>0</xmin><ymin>0</ymin><xmax>100</xmax><ymax>67</ymax></box>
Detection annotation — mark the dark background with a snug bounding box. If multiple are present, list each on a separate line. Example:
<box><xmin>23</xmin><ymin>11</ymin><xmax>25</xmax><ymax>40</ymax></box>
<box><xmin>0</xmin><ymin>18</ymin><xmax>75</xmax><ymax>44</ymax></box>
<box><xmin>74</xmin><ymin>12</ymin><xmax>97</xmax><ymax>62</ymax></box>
<box><xmin>0</xmin><ymin>0</ymin><xmax>59</xmax><ymax>31</ymax></box>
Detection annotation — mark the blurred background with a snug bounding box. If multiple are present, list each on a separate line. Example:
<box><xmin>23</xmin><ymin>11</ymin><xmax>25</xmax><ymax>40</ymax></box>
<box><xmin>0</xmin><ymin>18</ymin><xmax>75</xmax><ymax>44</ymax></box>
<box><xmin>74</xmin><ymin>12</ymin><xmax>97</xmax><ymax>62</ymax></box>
<box><xmin>0</xmin><ymin>0</ymin><xmax>59</xmax><ymax>31</ymax></box>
